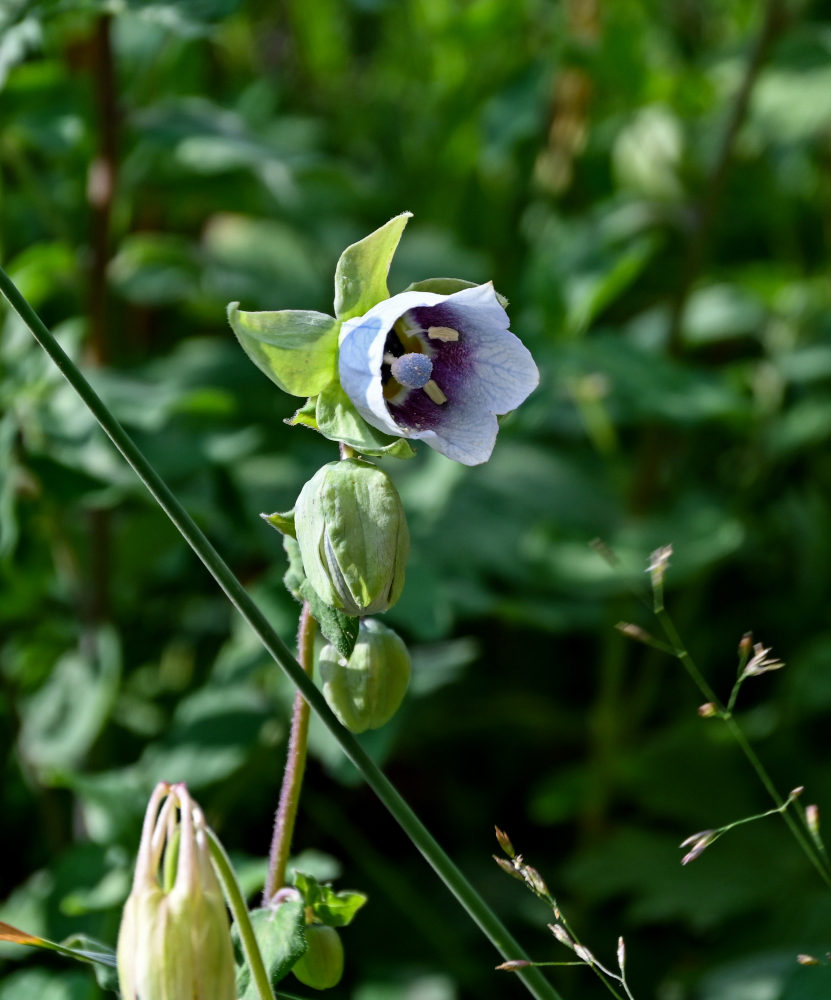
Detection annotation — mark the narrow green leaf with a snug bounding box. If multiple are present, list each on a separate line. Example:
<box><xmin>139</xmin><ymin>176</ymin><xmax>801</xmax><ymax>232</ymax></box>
<box><xmin>233</xmin><ymin>900</ymin><xmax>307</xmax><ymax>999</ymax></box>
<box><xmin>334</xmin><ymin>212</ymin><xmax>412</xmax><ymax>320</ymax></box>
<box><xmin>227</xmin><ymin>303</ymin><xmax>339</xmax><ymax>397</ymax></box>
<box><xmin>0</xmin><ymin>921</ymin><xmax>117</xmax><ymax>972</ymax></box>
<box><xmin>315</xmin><ymin>380</ymin><xmax>415</xmax><ymax>459</ymax></box>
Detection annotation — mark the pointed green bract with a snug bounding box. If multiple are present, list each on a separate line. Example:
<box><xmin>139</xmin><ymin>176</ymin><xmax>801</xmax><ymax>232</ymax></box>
<box><xmin>287</xmin><ymin>395</ymin><xmax>319</xmax><ymax>431</ymax></box>
<box><xmin>262</xmin><ymin>509</ymin><xmax>296</xmax><ymax>538</ymax></box>
<box><xmin>333</xmin><ymin>212</ymin><xmax>412</xmax><ymax>320</ymax></box>
<box><xmin>316</xmin><ymin>381</ymin><xmax>415</xmax><ymax>459</ymax></box>
<box><xmin>227</xmin><ymin>303</ymin><xmax>340</xmax><ymax>397</ymax></box>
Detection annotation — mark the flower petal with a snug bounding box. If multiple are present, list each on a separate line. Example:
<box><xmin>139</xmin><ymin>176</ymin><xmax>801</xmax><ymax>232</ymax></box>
<box><xmin>339</xmin><ymin>290</ymin><xmax>446</xmax><ymax>436</ymax></box>
<box><xmin>338</xmin><ymin>284</ymin><xmax>539</xmax><ymax>465</ymax></box>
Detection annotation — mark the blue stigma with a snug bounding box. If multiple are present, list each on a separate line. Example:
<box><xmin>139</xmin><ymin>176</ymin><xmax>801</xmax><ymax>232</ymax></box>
<box><xmin>390</xmin><ymin>352</ymin><xmax>433</xmax><ymax>389</ymax></box>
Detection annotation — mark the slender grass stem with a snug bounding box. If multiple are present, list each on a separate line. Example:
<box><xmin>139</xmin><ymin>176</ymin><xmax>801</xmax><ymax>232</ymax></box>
<box><xmin>264</xmin><ymin>604</ymin><xmax>316</xmax><ymax>902</ymax></box>
<box><xmin>1</xmin><ymin>267</ymin><xmax>562</xmax><ymax>1000</ymax></box>
<box><xmin>207</xmin><ymin>830</ymin><xmax>276</xmax><ymax>1000</ymax></box>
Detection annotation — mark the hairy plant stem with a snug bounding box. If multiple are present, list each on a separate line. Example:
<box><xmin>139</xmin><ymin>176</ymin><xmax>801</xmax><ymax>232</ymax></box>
<box><xmin>264</xmin><ymin>603</ymin><xmax>316</xmax><ymax>903</ymax></box>
<box><xmin>652</xmin><ymin>597</ymin><xmax>831</xmax><ymax>888</ymax></box>
<box><xmin>208</xmin><ymin>830</ymin><xmax>276</xmax><ymax>1000</ymax></box>
<box><xmin>1</xmin><ymin>267</ymin><xmax>562</xmax><ymax>1000</ymax></box>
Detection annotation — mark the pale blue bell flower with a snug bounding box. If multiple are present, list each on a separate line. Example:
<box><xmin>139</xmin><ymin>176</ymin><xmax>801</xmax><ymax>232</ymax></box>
<box><xmin>338</xmin><ymin>283</ymin><xmax>539</xmax><ymax>465</ymax></box>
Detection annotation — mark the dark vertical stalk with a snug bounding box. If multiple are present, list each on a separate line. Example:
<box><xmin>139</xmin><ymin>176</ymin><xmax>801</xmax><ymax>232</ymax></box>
<box><xmin>85</xmin><ymin>14</ymin><xmax>119</xmax><ymax>623</ymax></box>
<box><xmin>630</xmin><ymin>0</ymin><xmax>790</xmax><ymax>514</ymax></box>
<box><xmin>666</xmin><ymin>0</ymin><xmax>789</xmax><ymax>355</ymax></box>
<box><xmin>87</xmin><ymin>14</ymin><xmax>118</xmax><ymax>368</ymax></box>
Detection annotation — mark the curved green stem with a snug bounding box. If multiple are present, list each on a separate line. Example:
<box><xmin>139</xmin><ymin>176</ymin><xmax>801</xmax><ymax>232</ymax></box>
<box><xmin>1</xmin><ymin>267</ymin><xmax>562</xmax><ymax>1000</ymax></box>
<box><xmin>265</xmin><ymin>603</ymin><xmax>316</xmax><ymax>902</ymax></box>
<box><xmin>207</xmin><ymin>830</ymin><xmax>276</xmax><ymax>1000</ymax></box>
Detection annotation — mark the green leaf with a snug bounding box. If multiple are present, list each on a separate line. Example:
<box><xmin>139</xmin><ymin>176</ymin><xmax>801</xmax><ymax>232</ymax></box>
<box><xmin>227</xmin><ymin>303</ymin><xmax>339</xmax><ymax>397</ymax></box>
<box><xmin>334</xmin><ymin>212</ymin><xmax>412</xmax><ymax>320</ymax></box>
<box><xmin>282</xmin><ymin>537</ymin><xmax>359</xmax><ymax>659</ymax></box>
<box><xmin>293</xmin><ymin>872</ymin><xmax>368</xmax><ymax>928</ymax></box>
<box><xmin>316</xmin><ymin>380</ymin><xmax>415</xmax><ymax>459</ymax></box>
<box><xmin>406</xmin><ymin>276</ymin><xmax>509</xmax><ymax>308</ymax></box>
<box><xmin>18</xmin><ymin>627</ymin><xmax>121</xmax><ymax>774</ymax></box>
<box><xmin>233</xmin><ymin>899</ymin><xmax>306</xmax><ymax>999</ymax></box>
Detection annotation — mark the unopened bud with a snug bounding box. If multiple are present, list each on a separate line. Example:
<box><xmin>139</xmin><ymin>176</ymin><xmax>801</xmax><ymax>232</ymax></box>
<box><xmin>617</xmin><ymin>936</ymin><xmax>626</xmax><ymax>971</ymax></box>
<box><xmin>523</xmin><ymin>865</ymin><xmax>548</xmax><ymax>896</ymax></box>
<box><xmin>548</xmin><ymin>923</ymin><xmax>573</xmax><ymax>949</ymax></box>
<box><xmin>646</xmin><ymin>544</ymin><xmax>672</xmax><ymax>588</ymax></box>
<box><xmin>292</xmin><ymin>924</ymin><xmax>344</xmax><ymax>990</ymax></box>
<box><xmin>797</xmin><ymin>954</ymin><xmax>820</xmax><ymax>965</ymax></box>
<box><xmin>318</xmin><ymin>618</ymin><xmax>411</xmax><ymax>733</ymax></box>
<box><xmin>495</xmin><ymin>826</ymin><xmax>516</xmax><ymax>858</ymax></box>
<box><xmin>680</xmin><ymin>829</ymin><xmax>716</xmax><ymax>865</ymax></box>
<box><xmin>496</xmin><ymin>959</ymin><xmax>533</xmax><ymax>971</ymax></box>
<box><xmin>616</xmin><ymin>622</ymin><xmax>654</xmax><ymax>645</ymax></box>
<box><xmin>117</xmin><ymin>783</ymin><xmax>235</xmax><ymax>1000</ymax></box>
<box><xmin>698</xmin><ymin>702</ymin><xmax>718</xmax><ymax>718</ymax></box>
<box><xmin>574</xmin><ymin>945</ymin><xmax>595</xmax><ymax>965</ymax></box>
<box><xmin>295</xmin><ymin>459</ymin><xmax>409</xmax><ymax>615</ymax></box>
<box><xmin>806</xmin><ymin>804</ymin><xmax>820</xmax><ymax>837</ymax></box>
<box><xmin>494</xmin><ymin>856</ymin><xmax>523</xmax><ymax>881</ymax></box>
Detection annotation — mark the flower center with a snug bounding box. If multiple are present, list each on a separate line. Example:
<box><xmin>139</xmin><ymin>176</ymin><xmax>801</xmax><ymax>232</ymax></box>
<box><xmin>390</xmin><ymin>352</ymin><xmax>433</xmax><ymax>389</ymax></box>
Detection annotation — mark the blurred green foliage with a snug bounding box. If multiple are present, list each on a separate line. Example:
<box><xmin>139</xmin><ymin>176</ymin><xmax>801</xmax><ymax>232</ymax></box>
<box><xmin>4</xmin><ymin>0</ymin><xmax>831</xmax><ymax>997</ymax></box>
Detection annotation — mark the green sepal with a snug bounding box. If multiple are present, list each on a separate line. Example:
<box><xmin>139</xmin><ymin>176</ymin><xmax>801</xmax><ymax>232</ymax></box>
<box><xmin>293</xmin><ymin>872</ymin><xmax>368</xmax><ymax>929</ymax></box>
<box><xmin>232</xmin><ymin>899</ymin><xmax>306</xmax><ymax>999</ymax></box>
<box><xmin>227</xmin><ymin>302</ymin><xmax>340</xmax><ymax>397</ymax></box>
<box><xmin>287</xmin><ymin>396</ymin><xmax>318</xmax><ymax>431</ymax></box>
<box><xmin>334</xmin><ymin>212</ymin><xmax>412</xmax><ymax>320</ymax></box>
<box><xmin>282</xmin><ymin>537</ymin><xmax>359</xmax><ymax>659</ymax></box>
<box><xmin>406</xmin><ymin>276</ymin><xmax>509</xmax><ymax>308</ymax></box>
<box><xmin>261</xmin><ymin>509</ymin><xmax>296</xmax><ymax>538</ymax></box>
<box><xmin>316</xmin><ymin>380</ymin><xmax>416</xmax><ymax>459</ymax></box>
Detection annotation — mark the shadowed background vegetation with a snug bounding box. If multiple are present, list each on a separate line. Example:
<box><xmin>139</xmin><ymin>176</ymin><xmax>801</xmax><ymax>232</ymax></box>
<box><xmin>4</xmin><ymin>0</ymin><xmax>831</xmax><ymax>997</ymax></box>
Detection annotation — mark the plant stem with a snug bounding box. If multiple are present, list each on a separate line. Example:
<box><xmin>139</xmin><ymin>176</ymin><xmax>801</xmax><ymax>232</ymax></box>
<box><xmin>0</xmin><ymin>267</ymin><xmax>563</xmax><ymax>1000</ymax></box>
<box><xmin>264</xmin><ymin>603</ymin><xmax>316</xmax><ymax>902</ymax></box>
<box><xmin>207</xmin><ymin>830</ymin><xmax>276</xmax><ymax>1000</ymax></box>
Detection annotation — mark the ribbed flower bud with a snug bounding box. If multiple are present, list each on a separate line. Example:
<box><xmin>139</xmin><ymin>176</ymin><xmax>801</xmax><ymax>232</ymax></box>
<box><xmin>117</xmin><ymin>783</ymin><xmax>236</xmax><ymax>1000</ymax></box>
<box><xmin>295</xmin><ymin>459</ymin><xmax>409</xmax><ymax>616</ymax></box>
<box><xmin>318</xmin><ymin>618</ymin><xmax>411</xmax><ymax>733</ymax></box>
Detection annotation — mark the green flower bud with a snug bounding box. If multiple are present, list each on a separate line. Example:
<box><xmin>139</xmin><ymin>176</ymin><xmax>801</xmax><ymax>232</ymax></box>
<box><xmin>295</xmin><ymin>458</ymin><xmax>409</xmax><ymax>616</ymax></box>
<box><xmin>293</xmin><ymin>925</ymin><xmax>344</xmax><ymax>990</ymax></box>
<box><xmin>318</xmin><ymin>618</ymin><xmax>411</xmax><ymax>733</ymax></box>
<box><xmin>117</xmin><ymin>783</ymin><xmax>236</xmax><ymax>1000</ymax></box>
